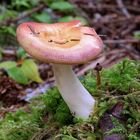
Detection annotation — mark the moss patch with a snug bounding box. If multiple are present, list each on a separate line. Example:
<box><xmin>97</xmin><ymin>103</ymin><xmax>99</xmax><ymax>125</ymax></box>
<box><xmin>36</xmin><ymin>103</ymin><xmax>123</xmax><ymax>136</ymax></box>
<box><xmin>0</xmin><ymin>59</ymin><xmax>140</xmax><ymax>140</ymax></box>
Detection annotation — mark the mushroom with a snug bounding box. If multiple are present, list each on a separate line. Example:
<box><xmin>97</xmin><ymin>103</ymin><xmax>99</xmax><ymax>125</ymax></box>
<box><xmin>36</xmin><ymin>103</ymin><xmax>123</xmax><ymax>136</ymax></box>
<box><xmin>16</xmin><ymin>20</ymin><xmax>103</xmax><ymax>119</ymax></box>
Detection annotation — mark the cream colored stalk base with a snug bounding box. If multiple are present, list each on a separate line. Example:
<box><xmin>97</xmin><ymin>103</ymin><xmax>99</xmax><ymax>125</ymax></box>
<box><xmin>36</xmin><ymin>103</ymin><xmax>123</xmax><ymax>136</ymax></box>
<box><xmin>53</xmin><ymin>64</ymin><xmax>95</xmax><ymax>119</ymax></box>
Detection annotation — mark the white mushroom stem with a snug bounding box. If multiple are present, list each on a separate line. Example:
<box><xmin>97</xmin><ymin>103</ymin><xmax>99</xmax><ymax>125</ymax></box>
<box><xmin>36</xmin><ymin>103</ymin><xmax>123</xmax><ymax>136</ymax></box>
<box><xmin>53</xmin><ymin>63</ymin><xmax>95</xmax><ymax>119</ymax></box>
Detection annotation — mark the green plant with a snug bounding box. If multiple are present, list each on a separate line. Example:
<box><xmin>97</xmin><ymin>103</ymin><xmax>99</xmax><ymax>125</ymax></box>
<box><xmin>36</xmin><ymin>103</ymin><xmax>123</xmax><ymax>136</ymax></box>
<box><xmin>0</xmin><ymin>59</ymin><xmax>42</xmax><ymax>84</ymax></box>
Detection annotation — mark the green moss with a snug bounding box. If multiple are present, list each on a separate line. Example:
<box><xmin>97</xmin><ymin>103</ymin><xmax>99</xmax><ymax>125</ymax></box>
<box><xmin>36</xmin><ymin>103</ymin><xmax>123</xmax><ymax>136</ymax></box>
<box><xmin>42</xmin><ymin>88</ymin><xmax>61</xmax><ymax>112</ymax></box>
<box><xmin>0</xmin><ymin>88</ymin><xmax>72</xmax><ymax>140</ymax></box>
<box><xmin>41</xmin><ymin>88</ymin><xmax>73</xmax><ymax>124</ymax></box>
<box><xmin>0</xmin><ymin>59</ymin><xmax>140</xmax><ymax>140</ymax></box>
<box><xmin>54</xmin><ymin>101</ymin><xmax>73</xmax><ymax>124</ymax></box>
<box><xmin>82</xmin><ymin>59</ymin><xmax>140</xmax><ymax>95</ymax></box>
<box><xmin>0</xmin><ymin>110</ymin><xmax>41</xmax><ymax>140</ymax></box>
<box><xmin>101</xmin><ymin>59</ymin><xmax>140</xmax><ymax>92</ymax></box>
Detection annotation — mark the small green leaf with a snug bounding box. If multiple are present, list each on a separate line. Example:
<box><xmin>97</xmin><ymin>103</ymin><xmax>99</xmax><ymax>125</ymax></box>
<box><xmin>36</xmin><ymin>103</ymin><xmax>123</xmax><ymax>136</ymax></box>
<box><xmin>58</xmin><ymin>16</ymin><xmax>74</xmax><ymax>22</ymax></box>
<box><xmin>17</xmin><ymin>48</ymin><xmax>27</xmax><ymax>59</ymax></box>
<box><xmin>50</xmin><ymin>1</ymin><xmax>74</xmax><ymax>11</ymax></box>
<box><xmin>0</xmin><ymin>61</ymin><xmax>17</xmax><ymax>70</ymax></box>
<box><xmin>133</xmin><ymin>31</ymin><xmax>140</xmax><ymax>39</ymax></box>
<box><xmin>11</xmin><ymin>0</ymin><xmax>30</xmax><ymax>8</ymax></box>
<box><xmin>74</xmin><ymin>17</ymin><xmax>88</xmax><ymax>25</ymax></box>
<box><xmin>2</xmin><ymin>26</ymin><xmax>16</xmax><ymax>36</ymax></box>
<box><xmin>58</xmin><ymin>16</ymin><xmax>88</xmax><ymax>25</ymax></box>
<box><xmin>7</xmin><ymin>67</ymin><xmax>28</xmax><ymax>84</ymax></box>
<box><xmin>32</xmin><ymin>12</ymin><xmax>52</xmax><ymax>23</ymax></box>
<box><xmin>21</xmin><ymin>59</ymin><xmax>43</xmax><ymax>83</ymax></box>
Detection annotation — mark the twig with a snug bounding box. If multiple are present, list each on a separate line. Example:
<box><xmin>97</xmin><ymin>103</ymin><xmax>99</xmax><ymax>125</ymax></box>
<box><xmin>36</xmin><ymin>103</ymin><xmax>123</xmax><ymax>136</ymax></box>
<box><xmin>116</xmin><ymin>0</ymin><xmax>131</xmax><ymax>18</ymax></box>
<box><xmin>129</xmin><ymin>121</ymin><xmax>140</xmax><ymax>133</ymax></box>
<box><xmin>102</xmin><ymin>52</ymin><xmax>126</xmax><ymax>68</ymax></box>
<box><xmin>103</xmin><ymin>39</ymin><xmax>140</xmax><ymax>44</ymax></box>
<box><xmin>121</xmin><ymin>24</ymin><xmax>136</xmax><ymax>36</ymax></box>
<box><xmin>1</xmin><ymin>49</ymin><xmax>16</xmax><ymax>56</ymax></box>
<box><xmin>94</xmin><ymin>63</ymin><xmax>102</xmax><ymax>89</ymax></box>
<box><xmin>76</xmin><ymin>56</ymin><xmax>105</xmax><ymax>76</ymax></box>
<box><xmin>81</xmin><ymin>4</ymin><xmax>140</xmax><ymax>13</ymax></box>
<box><xmin>106</xmin><ymin>91</ymin><xmax>140</xmax><ymax>99</ymax></box>
<box><xmin>122</xmin><ymin>44</ymin><xmax>140</xmax><ymax>60</ymax></box>
<box><xmin>93</xmin><ymin>15</ymin><xmax>140</xmax><ymax>25</ymax></box>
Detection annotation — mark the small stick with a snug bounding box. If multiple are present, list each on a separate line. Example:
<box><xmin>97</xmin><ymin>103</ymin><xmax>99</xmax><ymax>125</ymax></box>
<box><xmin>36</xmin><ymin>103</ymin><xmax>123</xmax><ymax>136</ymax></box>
<box><xmin>98</xmin><ymin>35</ymin><xmax>107</xmax><ymax>37</ymax></box>
<box><xmin>103</xmin><ymin>39</ymin><xmax>140</xmax><ymax>44</ymax></box>
<box><xmin>27</xmin><ymin>25</ymin><xmax>39</xmax><ymax>36</ymax></box>
<box><xmin>94</xmin><ymin>63</ymin><xmax>102</xmax><ymax>89</ymax></box>
<box><xmin>129</xmin><ymin>122</ymin><xmax>140</xmax><ymax>133</ymax></box>
<box><xmin>116</xmin><ymin>0</ymin><xmax>131</xmax><ymax>18</ymax></box>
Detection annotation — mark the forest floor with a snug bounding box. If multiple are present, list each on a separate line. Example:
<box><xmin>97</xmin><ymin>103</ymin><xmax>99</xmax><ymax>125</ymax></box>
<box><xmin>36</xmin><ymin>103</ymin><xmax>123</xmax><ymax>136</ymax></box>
<box><xmin>0</xmin><ymin>0</ymin><xmax>140</xmax><ymax>140</ymax></box>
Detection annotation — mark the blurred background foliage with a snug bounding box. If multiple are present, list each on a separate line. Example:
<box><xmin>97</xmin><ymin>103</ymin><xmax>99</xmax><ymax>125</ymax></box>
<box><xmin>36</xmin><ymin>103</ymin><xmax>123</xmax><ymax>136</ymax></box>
<box><xmin>0</xmin><ymin>0</ymin><xmax>87</xmax><ymax>47</ymax></box>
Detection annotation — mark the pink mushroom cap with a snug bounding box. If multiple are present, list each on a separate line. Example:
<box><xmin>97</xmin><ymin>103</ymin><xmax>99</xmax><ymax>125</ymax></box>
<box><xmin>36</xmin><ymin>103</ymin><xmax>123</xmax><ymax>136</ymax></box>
<box><xmin>16</xmin><ymin>20</ymin><xmax>103</xmax><ymax>64</ymax></box>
